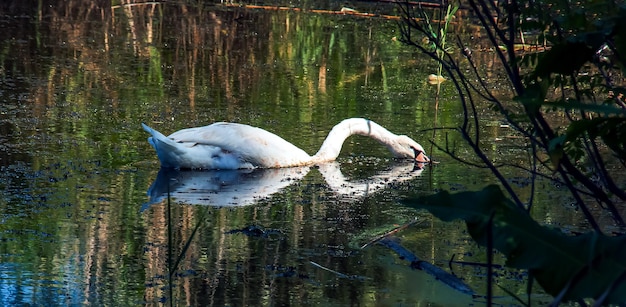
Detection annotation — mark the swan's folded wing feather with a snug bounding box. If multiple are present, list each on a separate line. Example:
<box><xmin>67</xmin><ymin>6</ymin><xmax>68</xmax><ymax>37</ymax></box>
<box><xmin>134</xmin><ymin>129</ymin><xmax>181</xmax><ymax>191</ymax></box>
<box><xmin>167</xmin><ymin>122</ymin><xmax>312</xmax><ymax>168</ymax></box>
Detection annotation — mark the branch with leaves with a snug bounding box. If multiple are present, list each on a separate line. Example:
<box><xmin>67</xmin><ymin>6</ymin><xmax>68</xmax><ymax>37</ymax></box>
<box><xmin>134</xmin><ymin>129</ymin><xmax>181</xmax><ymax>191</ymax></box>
<box><xmin>398</xmin><ymin>0</ymin><xmax>626</xmax><ymax>230</ymax></box>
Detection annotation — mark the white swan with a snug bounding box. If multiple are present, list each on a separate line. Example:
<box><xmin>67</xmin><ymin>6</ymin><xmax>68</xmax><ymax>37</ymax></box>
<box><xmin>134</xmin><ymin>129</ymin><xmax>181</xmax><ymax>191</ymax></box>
<box><xmin>141</xmin><ymin>118</ymin><xmax>429</xmax><ymax>169</ymax></box>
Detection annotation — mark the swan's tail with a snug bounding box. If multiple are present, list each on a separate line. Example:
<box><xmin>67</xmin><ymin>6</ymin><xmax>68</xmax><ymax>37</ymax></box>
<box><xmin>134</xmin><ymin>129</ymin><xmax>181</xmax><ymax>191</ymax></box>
<box><xmin>142</xmin><ymin>123</ymin><xmax>183</xmax><ymax>168</ymax></box>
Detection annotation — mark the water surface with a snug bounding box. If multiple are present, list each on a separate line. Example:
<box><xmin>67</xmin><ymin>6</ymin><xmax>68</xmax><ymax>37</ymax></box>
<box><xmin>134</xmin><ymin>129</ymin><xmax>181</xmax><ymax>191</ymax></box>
<box><xmin>0</xmin><ymin>2</ymin><xmax>575</xmax><ymax>305</ymax></box>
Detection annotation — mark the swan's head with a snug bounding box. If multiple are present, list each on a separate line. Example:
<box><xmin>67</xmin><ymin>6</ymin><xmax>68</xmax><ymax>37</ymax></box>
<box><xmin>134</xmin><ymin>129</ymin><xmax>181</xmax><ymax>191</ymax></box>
<box><xmin>394</xmin><ymin>135</ymin><xmax>430</xmax><ymax>163</ymax></box>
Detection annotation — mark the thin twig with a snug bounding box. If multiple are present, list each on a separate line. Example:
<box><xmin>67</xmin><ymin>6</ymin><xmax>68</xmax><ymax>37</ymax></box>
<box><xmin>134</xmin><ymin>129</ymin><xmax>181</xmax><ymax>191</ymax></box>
<box><xmin>360</xmin><ymin>218</ymin><xmax>422</xmax><ymax>249</ymax></box>
<box><xmin>309</xmin><ymin>261</ymin><xmax>369</xmax><ymax>281</ymax></box>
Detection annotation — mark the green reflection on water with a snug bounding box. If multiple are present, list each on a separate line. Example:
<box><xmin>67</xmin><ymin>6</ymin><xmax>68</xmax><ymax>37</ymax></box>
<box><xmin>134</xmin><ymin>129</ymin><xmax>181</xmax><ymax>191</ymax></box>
<box><xmin>0</xmin><ymin>2</ymin><xmax>569</xmax><ymax>306</ymax></box>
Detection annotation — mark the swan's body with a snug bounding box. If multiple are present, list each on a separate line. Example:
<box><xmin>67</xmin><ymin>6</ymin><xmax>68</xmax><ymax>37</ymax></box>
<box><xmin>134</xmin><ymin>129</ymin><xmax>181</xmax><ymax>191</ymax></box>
<box><xmin>142</xmin><ymin>118</ymin><xmax>429</xmax><ymax>169</ymax></box>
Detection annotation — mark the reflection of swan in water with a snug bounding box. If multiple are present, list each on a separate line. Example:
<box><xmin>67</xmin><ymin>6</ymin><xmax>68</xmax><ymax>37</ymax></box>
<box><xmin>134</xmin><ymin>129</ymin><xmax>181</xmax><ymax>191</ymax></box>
<box><xmin>142</xmin><ymin>161</ymin><xmax>424</xmax><ymax>210</ymax></box>
<box><xmin>317</xmin><ymin>162</ymin><xmax>423</xmax><ymax>199</ymax></box>
<box><xmin>141</xmin><ymin>118</ymin><xmax>429</xmax><ymax>169</ymax></box>
<box><xmin>141</xmin><ymin>166</ymin><xmax>309</xmax><ymax>211</ymax></box>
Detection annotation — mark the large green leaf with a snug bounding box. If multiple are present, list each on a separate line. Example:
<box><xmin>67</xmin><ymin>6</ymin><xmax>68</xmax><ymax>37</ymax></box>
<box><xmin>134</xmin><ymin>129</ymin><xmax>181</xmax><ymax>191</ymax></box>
<box><xmin>402</xmin><ymin>186</ymin><xmax>626</xmax><ymax>304</ymax></box>
<box><xmin>533</xmin><ymin>41</ymin><xmax>595</xmax><ymax>78</ymax></box>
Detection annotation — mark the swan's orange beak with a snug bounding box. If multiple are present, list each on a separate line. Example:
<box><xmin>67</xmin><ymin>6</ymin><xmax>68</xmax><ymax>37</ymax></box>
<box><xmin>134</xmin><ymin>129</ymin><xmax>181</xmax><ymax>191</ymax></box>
<box><xmin>413</xmin><ymin>148</ymin><xmax>430</xmax><ymax>164</ymax></box>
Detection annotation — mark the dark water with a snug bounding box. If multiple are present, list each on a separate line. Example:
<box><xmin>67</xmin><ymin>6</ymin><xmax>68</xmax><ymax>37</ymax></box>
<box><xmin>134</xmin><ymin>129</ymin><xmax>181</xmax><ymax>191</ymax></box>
<box><xmin>0</xmin><ymin>1</ymin><xmax>579</xmax><ymax>305</ymax></box>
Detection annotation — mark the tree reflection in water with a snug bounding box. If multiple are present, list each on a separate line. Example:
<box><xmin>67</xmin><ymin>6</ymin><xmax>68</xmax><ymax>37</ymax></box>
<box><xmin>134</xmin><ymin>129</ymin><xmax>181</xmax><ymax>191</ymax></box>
<box><xmin>0</xmin><ymin>0</ymin><xmax>549</xmax><ymax>305</ymax></box>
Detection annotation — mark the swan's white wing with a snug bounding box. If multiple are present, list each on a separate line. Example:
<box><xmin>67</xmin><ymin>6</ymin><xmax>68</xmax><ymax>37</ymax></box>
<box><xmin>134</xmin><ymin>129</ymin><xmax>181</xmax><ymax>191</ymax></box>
<box><xmin>143</xmin><ymin>123</ymin><xmax>254</xmax><ymax>169</ymax></box>
<box><xmin>168</xmin><ymin>122</ymin><xmax>312</xmax><ymax>168</ymax></box>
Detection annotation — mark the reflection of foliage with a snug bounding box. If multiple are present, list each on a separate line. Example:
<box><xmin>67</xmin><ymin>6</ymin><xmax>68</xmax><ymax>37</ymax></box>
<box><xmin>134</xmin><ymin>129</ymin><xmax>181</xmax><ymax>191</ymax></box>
<box><xmin>1</xmin><ymin>2</ymin><xmax>454</xmax><ymax>305</ymax></box>
<box><xmin>399</xmin><ymin>0</ymin><xmax>626</xmax><ymax>304</ymax></box>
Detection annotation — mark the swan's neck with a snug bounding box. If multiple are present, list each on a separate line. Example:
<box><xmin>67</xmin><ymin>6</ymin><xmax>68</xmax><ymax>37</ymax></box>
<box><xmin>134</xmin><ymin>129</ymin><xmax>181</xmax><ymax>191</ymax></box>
<box><xmin>311</xmin><ymin>118</ymin><xmax>398</xmax><ymax>163</ymax></box>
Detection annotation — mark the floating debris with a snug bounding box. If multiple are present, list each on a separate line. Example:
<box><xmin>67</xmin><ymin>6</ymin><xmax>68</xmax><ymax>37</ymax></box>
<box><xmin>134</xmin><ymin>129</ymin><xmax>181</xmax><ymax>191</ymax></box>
<box><xmin>428</xmin><ymin>74</ymin><xmax>446</xmax><ymax>84</ymax></box>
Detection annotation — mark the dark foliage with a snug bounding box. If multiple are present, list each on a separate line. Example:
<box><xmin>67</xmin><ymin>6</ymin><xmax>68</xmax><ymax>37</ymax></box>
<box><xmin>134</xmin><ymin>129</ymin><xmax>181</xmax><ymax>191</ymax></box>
<box><xmin>398</xmin><ymin>0</ymin><xmax>626</xmax><ymax>229</ymax></box>
<box><xmin>398</xmin><ymin>0</ymin><xmax>626</xmax><ymax>304</ymax></box>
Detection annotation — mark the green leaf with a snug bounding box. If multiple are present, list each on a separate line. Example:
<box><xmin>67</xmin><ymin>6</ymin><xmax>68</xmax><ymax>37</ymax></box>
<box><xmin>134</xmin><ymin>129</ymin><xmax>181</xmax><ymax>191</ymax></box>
<box><xmin>402</xmin><ymin>186</ymin><xmax>626</xmax><ymax>304</ymax></box>
<box><xmin>533</xmin><ymin>41</ymin><xmax>594</xmax><ymax>78</ymax></box>
<box><xmin>547</xmin><ymin>135</ymin><xmax>566</xmax><ymax>169</ymax></box>
<box><xmin>566</xmin><ymin>118</ymin><xmax>626</xmax><ymax>157</ymax></box>
<box><xmin>516</xmin><ymin>80</ymin><xmax>549</xmax><ymax>114</ymax></box>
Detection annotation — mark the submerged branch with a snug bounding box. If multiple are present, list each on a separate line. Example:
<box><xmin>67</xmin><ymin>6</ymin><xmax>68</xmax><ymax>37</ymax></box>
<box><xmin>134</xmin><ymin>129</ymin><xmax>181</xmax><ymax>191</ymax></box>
<box><xmin>378</xmin><ymin>237</ymin><xmax>475</xmax><ymax>295</ymax></box>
